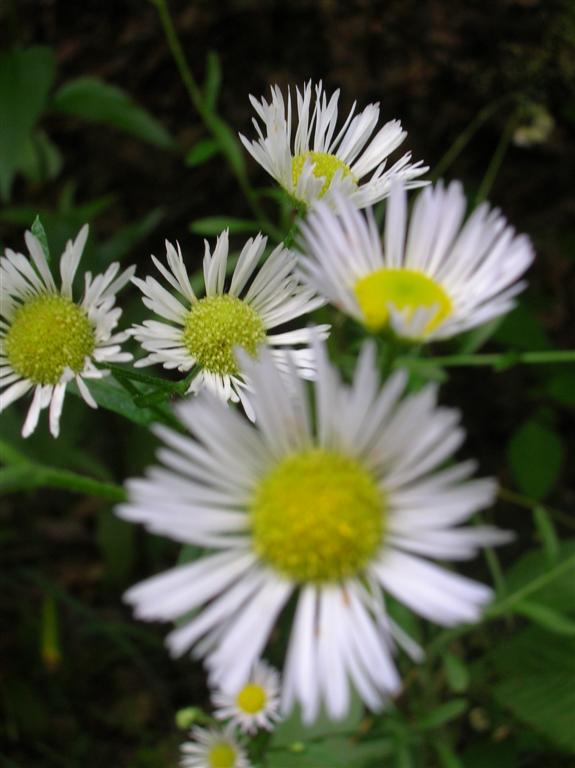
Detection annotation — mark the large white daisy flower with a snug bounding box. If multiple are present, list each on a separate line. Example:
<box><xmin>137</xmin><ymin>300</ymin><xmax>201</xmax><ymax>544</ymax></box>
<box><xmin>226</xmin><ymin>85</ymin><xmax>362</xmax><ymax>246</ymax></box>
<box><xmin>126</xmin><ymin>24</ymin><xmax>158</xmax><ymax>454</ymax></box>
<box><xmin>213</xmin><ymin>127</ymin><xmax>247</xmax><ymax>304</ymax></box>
<box><xmin>180</xmin><ymin>724</ymin><xmax>250</xmax><ymax>768</ymax></box>
<box><xmin>239</xmin><ymin>81</ymin><xmax>428</xmax><ymax>209</ymax></box>
<box><xmin>131</xmin><ymin>230</ymin><xmax>327</xmax><ymax>418</ymax></box>
<box><xmin>118</xmin><ymin>338</ymin><xmax>511</xmax><ymax>723</ymax></box>
<box><xmin>212</xmin><ymin>660</ymin><xmax>281</xmax><ymax>734</ymax></box>
<box><xmin>0</xmin><ymin>225</ymin><xmax>134</xmax><ymax>437</ymax></box>
<box><xmin>298</xmin><ymin>182</ymin><xmax>535</xmax><ymax>341</ymax></box>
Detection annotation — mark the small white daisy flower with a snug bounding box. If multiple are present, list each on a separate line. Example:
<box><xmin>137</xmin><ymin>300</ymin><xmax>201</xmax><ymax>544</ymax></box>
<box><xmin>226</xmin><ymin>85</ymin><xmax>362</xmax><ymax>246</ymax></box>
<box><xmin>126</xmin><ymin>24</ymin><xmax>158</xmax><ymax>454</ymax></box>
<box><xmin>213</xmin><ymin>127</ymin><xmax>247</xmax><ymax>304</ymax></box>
<box><xmin>180</xmin><ymin>724</ymin><xmax>250</xmax><ymax>768</ymax></box>
<box><xmin>118</xmin><ymin>338</ymin><xmax>511</xmax><ymax>724</ymax></box>
<box><xmin>212</xmin><ymin>660</ymin><xmax>281</xmax><ymax>734</ymax></box>
<box><xmin>298</xmin><ymin>182</ymin><xmax>535</xmax><ymax>342</ymax></box>
<box><xmin>0</xmin><ymin>225</ymin><xmax>134</xmax><ymax>437</ymax></box>
<box><xmin>131</xmin><ymin>230</ymin><xmax>327</xmax><ymax>418</ymax></box>
<box><xmin>239</xmin><ymin>80</ymin><xmax>428</xmax><ymax>209</ymax></box>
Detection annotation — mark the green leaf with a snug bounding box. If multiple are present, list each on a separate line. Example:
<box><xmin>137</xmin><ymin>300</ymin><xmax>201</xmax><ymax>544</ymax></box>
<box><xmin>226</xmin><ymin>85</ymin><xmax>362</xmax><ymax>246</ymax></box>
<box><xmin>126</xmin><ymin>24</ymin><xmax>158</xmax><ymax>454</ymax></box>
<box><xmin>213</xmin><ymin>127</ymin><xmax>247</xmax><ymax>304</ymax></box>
<box><xmin>513</xmin><ymin>600</ymin><xmax>575</xmax><ymax>635</ymax></box>
<box><xmin>0</xmin><ymin>46</ymin><xmax>56</xmax><ymax>200</ymax></box>
<box><xmin>532</xmin><ymin>505</ymin><xmax>559</xmax><ymax>562</ymax></box>
<box><xmin>97</xmin><ymin>509</ymin><xmax>135</xmax><ymax>584</ymax></box>
<box><xmin>31</xmin><ymin>215</ymin><xmax>50</xmax><ymax>261</ymax></box>
<box><xmin>443</xmin><ymin>651</ymin><xmax>470</xmax><ymax>693</ymax></box>
<box><xmin>508</xmin><ymin>419</ymin><xmax>563</xmax><ymax>500</ymax></box>
<box><xmin>494</xmin><ymin>303</ymin><xmax>552</xmax><ymax>350</ymax></box>
<box><xmin>189</xmin><ymin>216</ymin><xmax>260</xmax><ymax>235</ymax></box>
<box><xmin>203</xmin><ymin>51</ymin><xmax>221</xmax><ymax>110</ymax></box>
<box><xmin>434</xmin><ymin>742</ymin><xmax>464</xmax><ymax>768</ymax></box>
<box><xmin>207</xmin><ymin>112</ymin><xmax>246</xmax><ymax>178</ymax></box>
<box><xmin>267</xmin><ymin>737</ymin><xmax>394</xmax><ymax>768</ymax></box>
<box><xmin>417</xmin><ymin>698</ymin><xmax>468</xmax><ymax>730</ymax></box>
<box><xmin>546</xmin><ymin>370</ymin><xmax>575</xmax><ymax>409</ymax></box>
<box><xmin>52</xmin><ymin>77</ymin><xmax>176</xmax><ymax>150</ymax></box>
<box><xmin>185</xmin><ymin>138</ymin><xmax>220</xmax><ymax>167</ymax></box>
<box><xmin>16</xmin><ymin>128</ymin><xmax>62</xmax><ymax>186</ymax></box>
<box><xmin>70</xmin><ymin>376</ymin><xmax>162</xmax><ymax>427</ymax></box>
<box><xmin>491</xmin><ymin>627</ymin><xmax>575</xmax><ymax>752</ymax></box>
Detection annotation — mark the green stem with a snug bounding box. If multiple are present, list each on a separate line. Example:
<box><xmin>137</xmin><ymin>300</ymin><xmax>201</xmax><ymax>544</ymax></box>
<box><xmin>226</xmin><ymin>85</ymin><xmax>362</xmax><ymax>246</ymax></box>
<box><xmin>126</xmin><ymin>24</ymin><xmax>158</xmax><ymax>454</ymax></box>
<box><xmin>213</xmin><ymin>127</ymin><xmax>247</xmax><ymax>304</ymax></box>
<box><xmin>430</xmin><ymin>94</ymin><xmax>519</xmax><ymax>181</ymax></box>
<box><xmin>396</xmin><ymin>349</ymin><xmax>575</xmax><ymax>370</ymax></box>
<box><xmin>25</xmin><ymin>465</ymin><xmax>126</xmax><ymax>501</ymax></box>
<box><xmin>498</xmin><ymin>487</ymin><xmax>575</xmax><ymax>531</ymax></box>
<box><xmin>475</xmin><ymin>110</ymin><xmax>519</xmax><ymax>205</ymax></box>
<box><xmin>151</xmin><ymin>0</ymin><xmax>281</xmax><ymax>240</ymax></box>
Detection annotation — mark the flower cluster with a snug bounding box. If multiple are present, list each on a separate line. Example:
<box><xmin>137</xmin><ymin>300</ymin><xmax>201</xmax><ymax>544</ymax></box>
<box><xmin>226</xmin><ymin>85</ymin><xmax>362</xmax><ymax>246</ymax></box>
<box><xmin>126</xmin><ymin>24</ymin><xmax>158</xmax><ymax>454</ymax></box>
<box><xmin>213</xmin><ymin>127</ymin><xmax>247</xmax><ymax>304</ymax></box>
<box><xmin>1</xmin><ymin>80</ymin><xmax>535</xmax><ymax>754</ymax></box>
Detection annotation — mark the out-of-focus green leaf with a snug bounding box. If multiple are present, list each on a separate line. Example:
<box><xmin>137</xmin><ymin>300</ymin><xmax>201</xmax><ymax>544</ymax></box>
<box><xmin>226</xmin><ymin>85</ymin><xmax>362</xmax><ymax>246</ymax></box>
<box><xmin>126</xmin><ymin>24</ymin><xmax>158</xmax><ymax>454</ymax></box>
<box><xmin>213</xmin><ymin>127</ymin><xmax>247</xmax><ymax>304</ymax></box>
<box><xmin>0</xmin><ymin>46</ymin><xmax>56</xmax><ymax>200</ymax></box>
<box><xmin>52</xmin><ymin>77</ymin><xmax>176</xmax><ymax>150</ymax></box>
<box><xmin>207</xmin><ymin>113</ymin><xmax>246</xmax><ymax>178</ymax></box>
<box><xmin>97</xmin><ymin>208</ymin><xmax>164</xmax><ymax>264</ymax></box>
<box><xmin>443</xmin><ymin>651</ymin><xmax>470</xmax><ymax>693</ymax></box>
<box><xmin>491</xmin><ymin>627</ymin><xmax>575</xmax><ymax>753</ymax></box>
<box><xmin>31</xmin><ymin>215</ymin><xmax>50</xmax><ymax>261</ymax></box>
<box><xmin>508</xmin><ymin>419</ymin><xmax>563</xmax><ymax>500</ymax></box>
<box><xmin>435</xmin><ymin>742</ymin><xmax>464</xmax><ymax>768</ymax></box>
<box><xmin>185</xmin><ymin>138</ymin><xmax>220</xmax><ymax>167</ymax></box>
<box><xmin>189</xmin><ymin>216</ymin><xmax>260</xmax><ymax>235</ymax></box>
<box><xmin>417</xmin><ymin>698</ymin><xmax>468</xmax><ymax>730</ymax></box>
<box><xmin>504</xmin><ymin>539</ymin><xmax>575</xmax><ymax>615</ymax></box>
<box><xmin>97</xmin><ymin>509</ymin><xmax>135</xmax><ymax>584</ymax></box>
<box><xmin>203</xmin><ymin>51</ymin><xmax>221</xmax><ymax>110</ymax></box>
<box><xmin>457</xmin><ymin>316</ymin><xmax>503</xmax><ymax>353</ymax></box>
<box><xmin>532</xmin><ymin>505</ymin><xmax>559</xmax><ymax>563</ymax></box>
<box><xmin>16</xmin><ymin>129</ymin><xmax>62</xmax><ymax>186</ymax></box>
<box><xmin>267</xmin><ymin>737</ymin><xmax>394</xmax><ymax>768</ymax></box>
<box><xmin>513</xmin><ymin>600</ymin><xmax>575</xmax><ymax>635</ymax></box>
<box><xmin>546</xmin><ymin>370</ymin><xmax>575</xmax><ymax>409</ymax></box>
<box><xmin>494</xmin><ymin>304</ymin><xmax>552</xmax><ymax>350</ymax></box>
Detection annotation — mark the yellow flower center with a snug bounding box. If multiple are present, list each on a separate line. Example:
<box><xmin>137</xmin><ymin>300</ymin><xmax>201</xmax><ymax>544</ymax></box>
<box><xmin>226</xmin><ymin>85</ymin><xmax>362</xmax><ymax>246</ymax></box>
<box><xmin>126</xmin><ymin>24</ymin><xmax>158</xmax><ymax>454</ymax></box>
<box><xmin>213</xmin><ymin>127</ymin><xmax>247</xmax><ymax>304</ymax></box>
<box><xmin>5</xmin><ymin>294</ymin><xmax>95</xmax><ymax>385</ymax></box>
<box><xmin>251</xmin><ymin>449</ymin><xmax>384</xmax><ymax>583</ymax></box>
<box><xmin>291</xmin><ymin>151</ymin><xmax>353</xmax><ymax>197</ymax></box>
<box><xmin>353</xmin><ymin>268</ymin><xmax>453</xmax><ymax>336</ymax></box>
<box><xmin>208</xmin><ymin>743</ymin><xmax>236</xmax><ymax>768</ymax></box>
<box><xmin>235</xmin><ymin>683</ymin><xmax>267</xmax><ymax>715</ymax></box>
<box><xmin>183</xmin><ymin>295</ymin><xmax>266</xmax><ymax>376</ymax></box>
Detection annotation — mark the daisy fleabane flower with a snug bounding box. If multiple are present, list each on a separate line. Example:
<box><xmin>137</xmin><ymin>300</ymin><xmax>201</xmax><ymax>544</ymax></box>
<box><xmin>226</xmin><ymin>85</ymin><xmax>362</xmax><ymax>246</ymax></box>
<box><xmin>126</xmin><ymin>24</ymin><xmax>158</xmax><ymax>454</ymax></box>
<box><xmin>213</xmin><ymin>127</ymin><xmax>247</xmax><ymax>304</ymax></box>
<box><xmin>118</xmin><ymin>338</ymin><xmax>512</xmax><ymax>724</ymax></box>
<box><xmin>298</xmin><ymin>182</ymin><xmax>535</xmax><ymax>342</ymax></box>
<box><xmin>180</xmin><ymin>724</ymin><xmax>250</xmax><ymax>768</ymax></box>
<box><xmin>212</xmin><ymin>660</ymin><xmax>281</xmax><ymax>734</ymax></box>
<box><xmin>0</xmin><ymin>225</ymin><xmax>134</xmax><ymax>437</ymax></box>
<box><xmin>131</xmin><ymin>230</ymin><xmax>327</xmax><ymax>419</ymax></box>
<box><xmin>239</xmin><ymin>80</ymin><xmax>428</xmax><ymax>209</ymax></box>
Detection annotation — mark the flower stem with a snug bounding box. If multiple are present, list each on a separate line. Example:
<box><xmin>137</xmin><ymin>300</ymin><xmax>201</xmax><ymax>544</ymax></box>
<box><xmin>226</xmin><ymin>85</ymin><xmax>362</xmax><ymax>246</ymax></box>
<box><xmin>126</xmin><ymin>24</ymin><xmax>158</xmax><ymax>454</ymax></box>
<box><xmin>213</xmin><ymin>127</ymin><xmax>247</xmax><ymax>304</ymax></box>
<box><xmin>396</xmin><ymin>349</ymin><xmax>575</xmax><ymax>370</ymax></box>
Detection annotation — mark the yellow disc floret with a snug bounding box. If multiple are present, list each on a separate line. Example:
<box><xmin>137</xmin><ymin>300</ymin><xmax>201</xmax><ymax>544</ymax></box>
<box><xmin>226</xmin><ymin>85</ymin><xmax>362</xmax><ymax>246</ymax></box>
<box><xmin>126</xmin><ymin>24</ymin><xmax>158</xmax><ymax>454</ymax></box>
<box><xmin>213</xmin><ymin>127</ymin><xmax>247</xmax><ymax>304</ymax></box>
<box><xmin>236</xmin><ymin>683</ymin><xmax>267</xmax><ymax>715</ymax></box>
<box><xmin>208</xmin><ymin>743</ymin><xmax>236</xmax><ymax>768</ymax></box>
<box><xmin>183</xmin><ymin>295</ymin><xmax>266</xmax><ymax>376</ymax></box>
<box><xmin>5</xmin><ymin>294</ymin><xmax>95</xmax><ymax>385</ymax></box>
<box><xmin>353</xmin><ymin>268</ymin><xmax>453</xmax><ymax>336</ymax></box>
<box><xmin>291</xmin><ymin>151</ymin><xmax>354</xmax><ymax>197</ymax></box>
<box><xmin>251</xmin><ymin>449</ymin><xmax>384</xmax><ymax>583</ymax></box>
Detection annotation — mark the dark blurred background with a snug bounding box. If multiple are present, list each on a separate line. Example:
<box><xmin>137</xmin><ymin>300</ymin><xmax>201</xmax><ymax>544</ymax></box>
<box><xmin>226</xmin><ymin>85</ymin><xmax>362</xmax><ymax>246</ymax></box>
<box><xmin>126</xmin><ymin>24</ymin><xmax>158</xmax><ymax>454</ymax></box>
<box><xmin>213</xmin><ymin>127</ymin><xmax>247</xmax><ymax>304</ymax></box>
<box><xmin>1</xmin><ymin>1</ymin><xmax>574</xmax><ymax>766</ymax></box>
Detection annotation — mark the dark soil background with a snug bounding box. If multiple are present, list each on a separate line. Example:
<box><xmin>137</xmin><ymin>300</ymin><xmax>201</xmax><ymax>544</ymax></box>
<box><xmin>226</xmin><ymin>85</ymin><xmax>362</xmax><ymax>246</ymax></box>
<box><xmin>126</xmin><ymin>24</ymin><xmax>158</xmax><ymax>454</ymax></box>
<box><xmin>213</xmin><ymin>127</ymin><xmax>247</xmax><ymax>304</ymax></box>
<box><xmin>1</xmin><ymin>1</ymin><xmax>574</xmax><ymax>765</ymax></box>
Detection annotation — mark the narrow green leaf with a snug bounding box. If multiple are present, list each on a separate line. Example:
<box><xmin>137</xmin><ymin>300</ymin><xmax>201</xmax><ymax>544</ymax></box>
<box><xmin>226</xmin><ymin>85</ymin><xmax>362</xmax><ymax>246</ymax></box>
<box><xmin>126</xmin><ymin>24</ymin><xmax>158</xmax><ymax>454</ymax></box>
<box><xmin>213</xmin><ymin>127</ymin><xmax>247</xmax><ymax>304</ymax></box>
<box><xmin>417</xmin><ymin>698</ymin><xmax>468</xmax><ymax>730</ymax></box>
<box><xmin>52</xmin><ymin>77</ymin><xmax>176</xmax><ymax>150</ymax></box>
<box><xmin>435</xmin><ymin>742</ymin><xmax>464</xmax><ymax>768</ymax></box>
<box><xmin>16</xmin><ymin>129</ymin><xmax>62</xmax><ymax>186</ymax></box>
<box><xmin>513</xmin><ymin>600</ymin><xmax>575</xmax><ymax>636</ymax></box>
<box><xmin>185</xmin><ymin>138</ymin><xmax>220</xmax><ymax>167</ymax></box>
<box><xmin>203</xmin><ymin>51</ymin><xmax>221</xmax><ymax>110</ymax></box>
<box><xmin>532</xmin><ymin>505</ymin><xmax>559</xmax><ymax>562</ymax></box>
<box><xmin>31</xmin><ymin>215</ymin><xmax>50</xmax><ymax>261</ymax></box>
<box><xmin>72</xmin><ymin>376</ymin><xmax>162</xmax><ymax>426</ymax></box>
<box><xmin>207</xmin><ymin>112</ymin><xmax>246</xmax><ymax>178</ymax></box>
<box><xmin>0</xmin><ymin>464</ymin><xmax>38</xmax><ymax>493</ymax></box>
<box><xmin>443</xmin><ymin>651</ymin><xmax>470</xmax><ymax>693</ymax></box>
<box><xmin>189</xmin><ymin>216</ymin><xmax>260</xmax><ymax>235</ymax></box>
<box><xmin>508</xmin><ymin>419</ymin><xmax>563</xmax><ymax>500</ymax></box>
<box><xmin>0</xmin><ymin>46</ymin><xmax>56</xmax><ymax>200</ymax></box>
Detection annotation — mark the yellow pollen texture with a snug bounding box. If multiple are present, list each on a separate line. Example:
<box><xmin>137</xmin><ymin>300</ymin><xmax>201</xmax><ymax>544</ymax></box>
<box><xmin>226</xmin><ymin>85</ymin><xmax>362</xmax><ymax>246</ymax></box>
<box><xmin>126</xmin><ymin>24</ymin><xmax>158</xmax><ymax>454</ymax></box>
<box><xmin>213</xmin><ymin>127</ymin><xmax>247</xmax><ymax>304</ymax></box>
<box><xmin>291</xmin><ymin>151</ymin><xmax>354</xmax><ymax>197</ymax></box>
<box><xmin>236</xmin><ymin>683</ymin><xmax>267</xmax><ymax>715</ymax></box>
<box><xmin>183</xmin><ymin>295</ymin><xmax>266</xmax><ymax>376</ymax></box>
<box><xmin>208</xmin><ymin>743</ymin><xmax>236</xmax><ymax>768</ymax></box>
<box><xmin>353</xmin><ymin>268</ymin><xmax>453</xmax><ymax>335</ymax></box>
<box><xmin>5</xmin><ymin>294</ymin><xmax>95</xmax><ymax>385</ymax></box>
<box><xmin>251</xmin><ymin>449</ymin><xmax>384</xmax><ymax>583</ymax></box>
